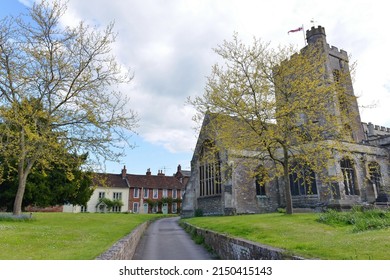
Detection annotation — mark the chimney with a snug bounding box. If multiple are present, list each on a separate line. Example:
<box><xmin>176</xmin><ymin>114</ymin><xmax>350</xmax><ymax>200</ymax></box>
<box><xmin>177</xmin><ymin>164</ymin><xmax>182</xmax><ymax>172</ymax></box>
<box><xmin>157</xmin><ymin>170</ymin><xmax>165</xmax><ymax>176</ymax></box>
<box><xmin>146</xmin><ymin>168</ymin><xmax>151</xmax><ymax>176</ymax></box>
<box><xmin>121</xmin><ymin>165</ymin><xmax>127</xmax><ymax>179</ymax></box>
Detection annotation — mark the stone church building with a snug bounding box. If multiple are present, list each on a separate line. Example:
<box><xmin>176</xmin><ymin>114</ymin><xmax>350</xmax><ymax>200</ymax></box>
<box><xmin>182</xmin><ymin>26</ymin><xmax>390</xmax><ymax>217</ymax></box>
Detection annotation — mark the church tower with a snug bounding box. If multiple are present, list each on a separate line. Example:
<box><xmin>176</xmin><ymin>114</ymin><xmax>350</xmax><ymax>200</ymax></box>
<box><xmin>305</xmin><ymin>26</ymin><xmax>365</xmax><ymax>143</ymax></box>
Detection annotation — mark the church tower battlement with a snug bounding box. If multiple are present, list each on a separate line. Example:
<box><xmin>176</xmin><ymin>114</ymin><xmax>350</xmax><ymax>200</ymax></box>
<box><xmin>304</xmin><ymin>25</ymin><xmax>365</xmax><ymax>143</ymax></box>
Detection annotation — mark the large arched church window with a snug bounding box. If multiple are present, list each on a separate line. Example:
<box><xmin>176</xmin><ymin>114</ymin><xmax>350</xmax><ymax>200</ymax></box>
<box><xmin>199</xmin><ymin>141</ymin><xmax>221</xmax><ymax>197</ymax></box>
<box><xmin>340</xmin><ymin>158</ymin><xmax>359</xmax><ymax>195</ymax></box>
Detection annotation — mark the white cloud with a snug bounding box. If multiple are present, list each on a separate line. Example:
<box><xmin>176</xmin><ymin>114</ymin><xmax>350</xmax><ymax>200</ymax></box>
<box><xmin>57</xmin><ymin>0</ymin><xmax>390</xmax><ymax>157</ymax></box>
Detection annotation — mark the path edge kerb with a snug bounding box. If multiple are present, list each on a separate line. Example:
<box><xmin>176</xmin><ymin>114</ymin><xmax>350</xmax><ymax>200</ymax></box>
<box><xmin>95</xmin><ymin>220</ymin><xmax>152</xmax><ymax>260</ymax></box>
<box><xmin>180</xmin><ymin>221</ymin><xmax>305</xmax><ymax>260</ymax></box>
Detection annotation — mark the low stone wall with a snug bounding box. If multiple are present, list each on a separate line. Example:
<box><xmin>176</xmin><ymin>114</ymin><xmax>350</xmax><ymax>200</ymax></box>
<box><xmin>95</xmin><ymin>220</ymin><xmax>151</xmax><ymax>260</ymax></box>
<box><xmin>181</xmin><ymin>222</ymin><xmax>304</xmax><ymax>260</ymax></box>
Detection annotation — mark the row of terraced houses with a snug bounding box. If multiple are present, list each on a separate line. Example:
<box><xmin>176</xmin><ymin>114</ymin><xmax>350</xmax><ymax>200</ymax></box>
<box><xmin>63</xmin><ymin>165</ymin><xmax>190</xmax><ymax>214</ymax></box>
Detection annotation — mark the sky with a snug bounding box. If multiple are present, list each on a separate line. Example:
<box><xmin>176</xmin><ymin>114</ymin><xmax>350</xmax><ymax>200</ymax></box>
<box><xmin>2</xmin><ymin>0</ymin><xmax>390</xmax><ymax>176</ymax></box>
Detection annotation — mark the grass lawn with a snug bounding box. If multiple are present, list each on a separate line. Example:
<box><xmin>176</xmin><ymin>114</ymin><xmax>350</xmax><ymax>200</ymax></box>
<box><xmin>184</xmin><ymin>213</ymin><xmax>390</xmax><ymax>260</ymax></box>
<box><xmin>0</xmin><ymin>212</ymin><xmax>168</xmax><ymax>260</ymax></box>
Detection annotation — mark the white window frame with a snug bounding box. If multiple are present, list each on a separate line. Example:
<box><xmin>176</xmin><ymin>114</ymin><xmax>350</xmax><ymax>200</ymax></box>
<box><xmin>172</xmin><ymin>189</ymin><xmax>177</xmax><ymax>199</ymax></box>
<box><xmin>98</xmin><ymin>192</ymin><xmax>105</xmax><ymax>199</ymax></box>
<box><xmin>153</xmin><ymin>189</ymin><xmax>158</xmax><ymax>199</ymax></box>
<box><xmin>113</xmin><ymin>192</ymin><xmax>122</xmax><ymax>200</ymax></box>
<box><xmin>143</xmin><ymin>188</ymin><xmax>149</xmax><ymax>198</ymax></box>
<box><xmin>134</xmin><ymin>187</ymin><xmax>139</xmax><ymax>198</ymax></box>
<box><xmin>163</xmin><ymin>189</ymin><xmax>168</xmax><ymax>198</ymax></box>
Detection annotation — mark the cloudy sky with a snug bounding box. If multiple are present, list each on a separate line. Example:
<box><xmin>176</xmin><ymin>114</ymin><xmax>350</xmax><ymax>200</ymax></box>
<box><xmin>2</xmin><ymin>0</ymin><xmax>390</xmax><ymax>175</ymax></box>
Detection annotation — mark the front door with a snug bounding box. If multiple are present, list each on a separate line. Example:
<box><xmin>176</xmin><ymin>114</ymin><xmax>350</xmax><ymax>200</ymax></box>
<box><xmin>162</xmin><ymin>203</ymin><xmax>168</xmax><ymax>214</ymax></box>
<box><xmin>143</xmin><ymin>203</ymin><xmax>149</xmax><ymax>214</ymax></box>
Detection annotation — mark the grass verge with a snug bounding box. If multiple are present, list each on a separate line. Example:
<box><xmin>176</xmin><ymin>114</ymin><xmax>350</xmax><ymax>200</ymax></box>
<box><xmin>0</xmin><ymin>212</ymin><xmax>169</xmax><ymax>260</ymax></box>
<box><xmin>183</xmin><ymin>212</ymin><xmax>390</xmax><ymax>259</ymax></box>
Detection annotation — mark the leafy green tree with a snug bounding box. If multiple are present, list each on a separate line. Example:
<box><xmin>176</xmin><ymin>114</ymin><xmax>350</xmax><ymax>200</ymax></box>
<box><xmin>190</xmin><ymin>34</ymin><xmax>355</xmax><ymax>214</ymax></box>
<box><xmin>0</xmin><ymin>153</ymin><xmax>93</xmax><ymax>211</ymax></box>
<box><xmin>0</xmin><ymin>1</ymin><xmax>137</xmax><ymax>215</ymax></box>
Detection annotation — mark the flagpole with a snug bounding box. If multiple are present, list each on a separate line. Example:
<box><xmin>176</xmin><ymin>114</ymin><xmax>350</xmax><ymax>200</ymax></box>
<box><xmin>302</xmin><ymin>25</ymin><xmax>306</xmax><ymax>46</ymax></box>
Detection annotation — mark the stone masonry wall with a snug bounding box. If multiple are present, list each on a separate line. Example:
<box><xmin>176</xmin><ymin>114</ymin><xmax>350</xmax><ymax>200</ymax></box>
<box><xmin>181</xmin><ymin>222</ymin><xmax>304</xmax><ymax>260</ymax></box>
<box><xmin>95</xmin><ymin>220</ymin><xmax>151</xmax><ymax>260</ymax></box>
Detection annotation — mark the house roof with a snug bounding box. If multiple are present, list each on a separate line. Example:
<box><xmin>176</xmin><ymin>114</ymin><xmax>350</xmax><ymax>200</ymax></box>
<box><xmin>93</xmin><ymin>173</ymin><xmax>129</xmax><ymax>189</ymax></box>
<box><xmin>126</xmin><ymin>173</ymin><xmax>184</xmax><ymax>190</ymax></box>
<box><xmin>92</xmin><ymin>172</ymin><xmax>184</xmax><ymax>190</ymax></box>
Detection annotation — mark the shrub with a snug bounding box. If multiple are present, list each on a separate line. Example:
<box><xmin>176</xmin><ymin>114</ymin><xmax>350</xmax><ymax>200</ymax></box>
<box><xmin>317</xmin><ymin>207</ymin><xmax>390</xmax><ymax>232</ymax></box>
<box><xmin>195</xmin><ymin>208</ymin><xmax>203</xmax><ymax>217</ymax></box>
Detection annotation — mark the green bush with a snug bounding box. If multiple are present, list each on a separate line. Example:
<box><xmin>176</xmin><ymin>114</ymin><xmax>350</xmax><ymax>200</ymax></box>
<box><xmin>318</xmin><ymin>207</ymin><xmax>390</xmax><ymax>232</ymax></box>
<box><xmin>195</xmin><ymin>208</ymin><xmax>203</xmax><ymax>217</ymax></box>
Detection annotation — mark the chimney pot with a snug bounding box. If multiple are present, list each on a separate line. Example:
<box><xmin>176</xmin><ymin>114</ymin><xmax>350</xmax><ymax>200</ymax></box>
<box><xmin>121</xmin><ymin>165</ymin><xmax>127</xmax><ymax>179</ymax></box>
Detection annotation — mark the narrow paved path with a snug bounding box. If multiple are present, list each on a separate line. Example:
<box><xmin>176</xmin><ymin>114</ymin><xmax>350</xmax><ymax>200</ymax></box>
<box><xmin>132</xmin><ymin>217</ymin><xmax>214</xmax><ymax>260</ymax></box>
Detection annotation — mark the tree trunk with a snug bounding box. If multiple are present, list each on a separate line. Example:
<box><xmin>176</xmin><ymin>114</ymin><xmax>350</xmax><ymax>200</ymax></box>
<box><xmin>13</xmin><ymin>165</ymin><xmax>28</xmax><ymax>216</ymax></box>
<box><xmin>12</xmin><ymin>129</ymin><xmax>35</xmax><ymax>216</ymax></box>
<box><xmin>283</xmin><ymin>147</ymin><xmax>293</xmax><ymax>214</ymax></box>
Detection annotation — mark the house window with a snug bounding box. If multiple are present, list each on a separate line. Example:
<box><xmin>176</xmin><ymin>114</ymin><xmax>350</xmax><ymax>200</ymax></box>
<box><xmin>113</xmin><ymin>192</ymin><xmax>122</xmax><ymax>200</ymax></box>
<box><xmin>80</xmin><ymin>205</ymin><xmax>87</xmax><ymax>212</ymax></box>
<box><xmin>134</xmin><ymin>187</ymin><xmax>139</xmax><ymax>198</ymax></box>
<box><xmin>143</xmin><ymin>188</ymin><xmax>149</xmax><ymax>198</ymax></box>
<box><xmin>153</xmin><ymin>189</ymin><xmax>158</xmax><ymax>199</ymax></box>
<box><xmin>152</xmin><ymin>205</ymin><xmax>158</xmax><ymax>213</ymax></box>
<box><xmin>133</xmin><ymin>202</ymin><xmax>139</xmax><ymax>213</ymax></box>
<box><xmin>340</xmin><ymin>158</ymin><xmax>359</xmax><ymax>195</ymax></box>
<box><xmin>172</xmin><ymin>189</ymin><xmax>177</xmax><ymax>199</ymax></box>
<box><xmin>368</xmin><ymin>162</ymin><xmax>382</xmax><ymax>193</ymax></box>
<box><xmin>172</xmin><ymin>203</ymin><xmax>177</xmax><ymax>214</ymax></box>
<box><xmin>199</xmin><ymin>141</ymin><xmax>221</xmax><ymax>197</ymax></box>
<box><xmin>163</xmin><ymin>189</ymin><xmax>168</xmax><ymax>198</ymax></box>
<box><xmin>112</xmin><ymin>206</ymin><xmax>121</xmax><ymax>212</ymax></box>
<box><xmin>289</xmin><ymin>164</ymin><xmax>317</xmax><ymax>196</ymax></box>
<box><xmin>98</xmin><ymin>192</ymin><xmax>105</xmax><ymax>199</ymax></box>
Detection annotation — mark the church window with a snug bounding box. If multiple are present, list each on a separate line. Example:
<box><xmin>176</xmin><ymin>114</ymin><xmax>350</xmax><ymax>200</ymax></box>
<box><xmin>255</xmin><ymin>166</ymin><xmax>267</xmax><ymax>196</ymax></box>
<box><xmin>340</xmin><ymin>158</ymin><xmax>359</xmax><ymax>195</ymax></box>
<box><xmin>289</xmin><ymin>163</ymin><xmax>317</xmax><ymax>196</ymax></box>
<box><xmin>199</xmin><ymin>141</ymin><xmax>221</xmax><ymax>197</ymax></box>
<box><xmin>368</xmin><ymin>162</ymin><xmax>382</xmax><ymax>193</ymax></box>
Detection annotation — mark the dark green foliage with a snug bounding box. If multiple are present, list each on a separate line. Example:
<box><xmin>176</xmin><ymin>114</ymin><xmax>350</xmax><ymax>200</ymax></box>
<box><xmin>195</xmin><ymin>208</ymin><xmax>204</xmax><ymax>217</ymax></box>
<box><xmin>0</xmin><ymin>154</ymin><xmax>93</xmax><ymax>211</ymax></box>
<box><xmin>317</xmin><ymin>206</ymin><xmax>390</xmax><ymax>232</ymax></box>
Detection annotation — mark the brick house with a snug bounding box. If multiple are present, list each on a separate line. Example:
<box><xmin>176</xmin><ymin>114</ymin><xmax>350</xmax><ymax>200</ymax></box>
<box><xmin>63</xmin><ymin>165</ymin><xmax>188</xmax><ymax>213</ymax></box>
<box><xmin>126</xmin><ymin>166</ymin><xmax>187</xmax><ymax>214</ymax></box>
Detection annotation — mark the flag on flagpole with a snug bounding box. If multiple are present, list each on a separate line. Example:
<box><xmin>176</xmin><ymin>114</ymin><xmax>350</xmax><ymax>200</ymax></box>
<box><xmin>288</xmin><ymin>27</ymin><xmax>303</xmax><ymax>34</ymax></box>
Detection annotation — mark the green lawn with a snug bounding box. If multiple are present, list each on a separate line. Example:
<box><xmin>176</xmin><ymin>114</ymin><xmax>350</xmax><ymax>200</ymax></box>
<box><xmin>0</xmin><ymin>212</ymin><xmax>167</xmax><ymax>260</ymax></box>
<box><xmin>184</xmin><ymin>213</ymin><xmax>390</xmax><ymax>260</ymax></box>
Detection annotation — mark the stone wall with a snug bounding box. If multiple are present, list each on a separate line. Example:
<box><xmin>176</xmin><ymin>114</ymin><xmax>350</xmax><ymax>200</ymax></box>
<box><xmin>181</xmin><ymin>222</ymin><xmax>304</xmax><ymax>260</ymax></box>
<box><xmin>95</xmin><ymin>220</ymin><xmax>151</xmax><ymax>260</ymax></box>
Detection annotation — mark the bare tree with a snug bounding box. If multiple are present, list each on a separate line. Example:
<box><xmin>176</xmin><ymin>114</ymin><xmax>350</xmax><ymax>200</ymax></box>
<box><xmin>0</xmin><ymin>0</ymin><xmax>137</xmax><ymax>215</ymax></box>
